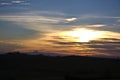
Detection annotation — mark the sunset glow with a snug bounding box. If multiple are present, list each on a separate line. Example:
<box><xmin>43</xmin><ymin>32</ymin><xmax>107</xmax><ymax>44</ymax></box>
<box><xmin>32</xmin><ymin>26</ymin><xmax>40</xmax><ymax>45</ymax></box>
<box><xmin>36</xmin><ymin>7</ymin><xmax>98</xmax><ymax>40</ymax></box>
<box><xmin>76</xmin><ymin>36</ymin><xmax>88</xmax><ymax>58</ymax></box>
<box><xmin>59</xmin><ymin>28</ymin><xmax>103</xmax><ymax>42</ymax></box>
<box><xmin>0</xmin><ymin>0</ymin><xmax>120</xmax><ymax>58</ymax></box>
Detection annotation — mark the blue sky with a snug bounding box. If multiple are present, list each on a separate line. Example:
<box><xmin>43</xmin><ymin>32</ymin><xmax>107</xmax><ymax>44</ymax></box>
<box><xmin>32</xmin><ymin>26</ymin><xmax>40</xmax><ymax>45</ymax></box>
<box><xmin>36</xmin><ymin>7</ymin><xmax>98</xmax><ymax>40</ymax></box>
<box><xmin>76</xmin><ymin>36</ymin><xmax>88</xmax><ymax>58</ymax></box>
<box><xmin>0</xmin><ymin>0</ymin><xmax>120</xmax><ymax>58</ymax></box>
<box><xmin>30</xmin><ymin>0</ymin><xmax>120</xmax><ymax>16</ymax></box>
<box><xmin>0</xmin><ymin>0</ymin><xmax>120</xmax><ymax>15</ymax></box>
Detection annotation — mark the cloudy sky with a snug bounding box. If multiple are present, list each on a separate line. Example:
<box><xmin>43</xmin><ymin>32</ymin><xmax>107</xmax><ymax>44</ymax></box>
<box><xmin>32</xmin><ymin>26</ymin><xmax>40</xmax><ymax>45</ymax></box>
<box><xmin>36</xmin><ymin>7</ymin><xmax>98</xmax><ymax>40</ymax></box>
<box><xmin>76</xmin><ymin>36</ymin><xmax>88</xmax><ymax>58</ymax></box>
<box><xmin>0</xmin><ymin>0</ymin><xmax>120</xmax><ymax>58</ymax></box>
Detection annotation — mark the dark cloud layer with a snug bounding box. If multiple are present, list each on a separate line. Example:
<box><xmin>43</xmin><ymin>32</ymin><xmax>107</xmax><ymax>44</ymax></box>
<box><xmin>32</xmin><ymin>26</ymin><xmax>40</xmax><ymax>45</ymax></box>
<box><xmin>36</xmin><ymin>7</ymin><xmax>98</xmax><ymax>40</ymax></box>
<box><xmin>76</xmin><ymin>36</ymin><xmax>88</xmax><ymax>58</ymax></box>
<box><xmin>47</xmin><ymin>36</ymin><xmax>120</xmax><ymax>56</ymax></box>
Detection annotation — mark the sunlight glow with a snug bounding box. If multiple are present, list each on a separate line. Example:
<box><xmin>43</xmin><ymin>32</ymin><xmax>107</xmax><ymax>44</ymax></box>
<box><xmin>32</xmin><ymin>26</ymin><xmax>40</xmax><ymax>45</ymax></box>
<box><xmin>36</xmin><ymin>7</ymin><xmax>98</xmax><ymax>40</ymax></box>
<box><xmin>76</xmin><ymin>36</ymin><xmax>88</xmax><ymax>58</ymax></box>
<box><xmin>60</xmin><ymin>28</ymin><xmax>102</xmax><ymax>42</ymax></box>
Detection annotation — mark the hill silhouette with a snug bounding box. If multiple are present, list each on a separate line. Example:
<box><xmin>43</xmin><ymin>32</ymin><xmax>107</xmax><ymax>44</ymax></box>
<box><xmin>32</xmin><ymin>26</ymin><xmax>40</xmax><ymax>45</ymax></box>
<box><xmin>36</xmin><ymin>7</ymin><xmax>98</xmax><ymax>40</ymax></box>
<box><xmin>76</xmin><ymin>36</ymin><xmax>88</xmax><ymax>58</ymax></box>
<box><xmin>0</xmin><ymin>52</ymin><xmax>120</xmax><ymax>80</ymax></box>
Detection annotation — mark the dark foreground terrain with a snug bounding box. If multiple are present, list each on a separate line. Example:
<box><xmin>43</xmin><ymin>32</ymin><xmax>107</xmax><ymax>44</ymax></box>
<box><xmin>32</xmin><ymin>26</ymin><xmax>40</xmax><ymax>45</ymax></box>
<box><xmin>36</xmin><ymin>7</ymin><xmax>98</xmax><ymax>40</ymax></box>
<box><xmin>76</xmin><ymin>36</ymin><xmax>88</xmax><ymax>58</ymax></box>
<box><xmin>0</xmin><ymin>52</ymin><xmax>120</xmax><ymax>80</ymax></box>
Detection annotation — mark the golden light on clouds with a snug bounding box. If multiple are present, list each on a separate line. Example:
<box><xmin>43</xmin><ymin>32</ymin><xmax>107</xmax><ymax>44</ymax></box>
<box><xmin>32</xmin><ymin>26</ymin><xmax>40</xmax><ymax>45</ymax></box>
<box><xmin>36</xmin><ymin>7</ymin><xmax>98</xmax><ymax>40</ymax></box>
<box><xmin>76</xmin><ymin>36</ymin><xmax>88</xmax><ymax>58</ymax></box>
<box><xmin>2</xmin><ymin>27</ymin><xmax>120</xmax><ymax>57</ymax></box>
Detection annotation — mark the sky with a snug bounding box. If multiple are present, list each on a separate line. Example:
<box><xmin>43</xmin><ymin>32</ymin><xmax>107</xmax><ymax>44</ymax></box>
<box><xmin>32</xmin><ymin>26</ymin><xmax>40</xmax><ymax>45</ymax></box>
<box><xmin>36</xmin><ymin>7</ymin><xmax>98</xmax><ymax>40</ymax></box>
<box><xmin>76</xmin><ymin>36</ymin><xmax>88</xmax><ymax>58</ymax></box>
<box><xmin>0</xmin><ymin>0</ymin><xmax>120</xmax><ymax>58</ymax></box>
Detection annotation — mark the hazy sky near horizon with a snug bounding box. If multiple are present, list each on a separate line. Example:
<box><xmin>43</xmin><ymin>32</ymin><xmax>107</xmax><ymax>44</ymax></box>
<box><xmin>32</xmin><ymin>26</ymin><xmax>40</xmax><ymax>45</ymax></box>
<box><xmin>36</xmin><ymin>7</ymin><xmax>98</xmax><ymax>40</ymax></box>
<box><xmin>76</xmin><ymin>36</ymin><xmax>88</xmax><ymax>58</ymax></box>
<box><xmin>0</xmin><ymin>0</ymin><xmax>120</xmax><ymax>57</ymax></box>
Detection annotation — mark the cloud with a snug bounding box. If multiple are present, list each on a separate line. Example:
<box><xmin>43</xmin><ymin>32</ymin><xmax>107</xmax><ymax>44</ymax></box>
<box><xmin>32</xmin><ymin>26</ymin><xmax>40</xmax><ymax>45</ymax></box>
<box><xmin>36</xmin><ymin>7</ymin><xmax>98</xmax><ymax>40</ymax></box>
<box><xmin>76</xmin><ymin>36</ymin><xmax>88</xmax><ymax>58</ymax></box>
<box><xmin>45</xmin><ymin>29</ymin><xmax>120</xmax><ymax>56</ymax></box>
<box><xmin>0</xmin><ymin>0</ymin><xmax>29</xmax><ymax>6</ymax></box>
<box><xmin>91</xmin><ymin>24</ymin><xmax>106</xmax><ymax>27</ymax></box>
<box><xmin>100</xmin><ymin>16</ymin><xmax>120</xmax><ymax>19</ymax></box>
<box><xmin>11</xmin><ymin>0</ymin><xmax>24</xmax><ymax>4</ymax></box>
<box><xmin>24</xmin><ymin>11</ymin><xmax>66</xmax><ymax>16</ymax></box>
<box><xmin>0</xmin><ymin>11</ymin><xmax>69</xmax><ymax>24</ymax></box>
<box><xmin>78</xmin><ymin>15</ymin><xmax>120</xmax><ymax>20</ymax></box>
<box><xmin>85</xmin><ymin>24</ymin><xmax>106</xmax><ymax>27</ymax></box>
<box><xmin>0</xmin><ymin>2</ymin><xmax>12</xmax><ymax>5</ymax></box>
<box><xmin>47</xmin><ymin>40</ymin><xmax>79</xmax><ymax>45</ymax></box>
<box><xmin>48</xmin><ymin>36</ymin><xmax>120</xmax><ymax>57</ymax></box>
<box><xmin>1</xmin><ymin>11</ymin><xmax>120</xmax><ymax>26</ymax></box>
<box><xmin>87</xmin><ymin>38</ymin><xmax>120</xmax><ymax>57</ymax></box>
<box><xmin>11</xmin><ymin>0</ymin><xmax>30</xmax><ymax>5</ymax></box>
<box><xmin>0</xmin><ymin>15</ymin><xmax>63</xmax><ymax>24</ymax></box>
<box><xmin>65</xmin><ymin>17</ymin><xmax>77</xmax><ymax>22</ymax></box>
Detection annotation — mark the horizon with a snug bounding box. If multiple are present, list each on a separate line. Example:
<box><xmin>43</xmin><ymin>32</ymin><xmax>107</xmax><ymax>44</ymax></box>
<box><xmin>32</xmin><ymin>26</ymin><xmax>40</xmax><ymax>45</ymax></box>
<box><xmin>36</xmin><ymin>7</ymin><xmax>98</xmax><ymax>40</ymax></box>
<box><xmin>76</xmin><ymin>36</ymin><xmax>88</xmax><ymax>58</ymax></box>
<box><xmin>0</xmin><ymin>0</ymin><xmax>120</xmax><ymax>58</ymax></box>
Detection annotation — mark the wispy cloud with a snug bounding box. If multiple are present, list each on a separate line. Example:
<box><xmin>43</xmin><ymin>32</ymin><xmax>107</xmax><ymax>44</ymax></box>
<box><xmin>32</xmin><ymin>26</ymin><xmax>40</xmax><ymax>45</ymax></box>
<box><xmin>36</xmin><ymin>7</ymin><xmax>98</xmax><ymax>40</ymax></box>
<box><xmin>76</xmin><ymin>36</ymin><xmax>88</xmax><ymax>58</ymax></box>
<box><xmin>1</xmin><ymin>10</ymin><xmax>120</xmax><ymax>25</ymax></box>
<box><xmin>85</xmin><ymin>24</ymin><xmax>106</xmax><ymax>27</ymax></box>
<box><xmin>24</xmin><ymin>11</ymin><xmax>66</xmax><ymax>16</ymax></box>
<box><xmin>0</xmin><ymin>0</ymin><xmax>30</xmax><ymax>6</ymax></box>
<box><xmin>11</xmin><ymin>0</ymin><xmax>24</xmax><ymax>4</ymax></box>
<box><xmin>0</xmin><ymin>2</ymin><xmax>12</xmax><ymax>5</ymax></box>
<box><xmin>0</xmin><ymin>11</ymin><xmax>72</xmax><ymax>24</ymax></box>
<box><xmin>0</xmin><ymin>15</ymin><xmax>63</xmax><ymax>24</ymax></box>
<box><xmin>65</xmin><ymin>17</ymin><xmax>77</xmax><ymax>22</ymax></box>
<box><xmin>78</xmin><ymin>15</ymin><xmax>120</xmax><ymax>20</ymax></box>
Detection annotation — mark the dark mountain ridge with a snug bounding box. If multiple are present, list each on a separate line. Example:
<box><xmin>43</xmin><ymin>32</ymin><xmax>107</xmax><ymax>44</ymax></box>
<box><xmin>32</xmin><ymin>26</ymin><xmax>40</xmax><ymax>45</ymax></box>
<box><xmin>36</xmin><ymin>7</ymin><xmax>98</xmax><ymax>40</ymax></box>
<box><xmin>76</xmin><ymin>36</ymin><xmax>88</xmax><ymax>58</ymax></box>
<box><xmin>0</xmin><ymin>52</ymin><xmax>120</xmax><ymax>80</ymax></box>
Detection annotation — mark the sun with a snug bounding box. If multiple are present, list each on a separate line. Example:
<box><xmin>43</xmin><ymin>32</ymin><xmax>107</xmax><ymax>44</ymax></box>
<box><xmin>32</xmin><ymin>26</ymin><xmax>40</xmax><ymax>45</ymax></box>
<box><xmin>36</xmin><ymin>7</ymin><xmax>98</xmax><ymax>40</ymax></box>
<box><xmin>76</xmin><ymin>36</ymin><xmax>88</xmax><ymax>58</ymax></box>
<box><xmin>60</xmin><ymin>28</ymin><xmax>102</xmax><ymax>42</ymax></box>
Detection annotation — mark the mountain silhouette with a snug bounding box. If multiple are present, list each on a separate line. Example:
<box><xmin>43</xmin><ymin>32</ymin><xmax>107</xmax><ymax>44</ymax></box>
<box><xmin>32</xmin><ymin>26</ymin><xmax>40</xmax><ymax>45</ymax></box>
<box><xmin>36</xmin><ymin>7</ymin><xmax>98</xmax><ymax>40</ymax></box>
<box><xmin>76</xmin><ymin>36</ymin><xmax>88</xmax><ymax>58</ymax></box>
<box><xmin>0</xmin><ymin>52</ymin><xmax>120</xmax><ymax>80</ymax></box>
